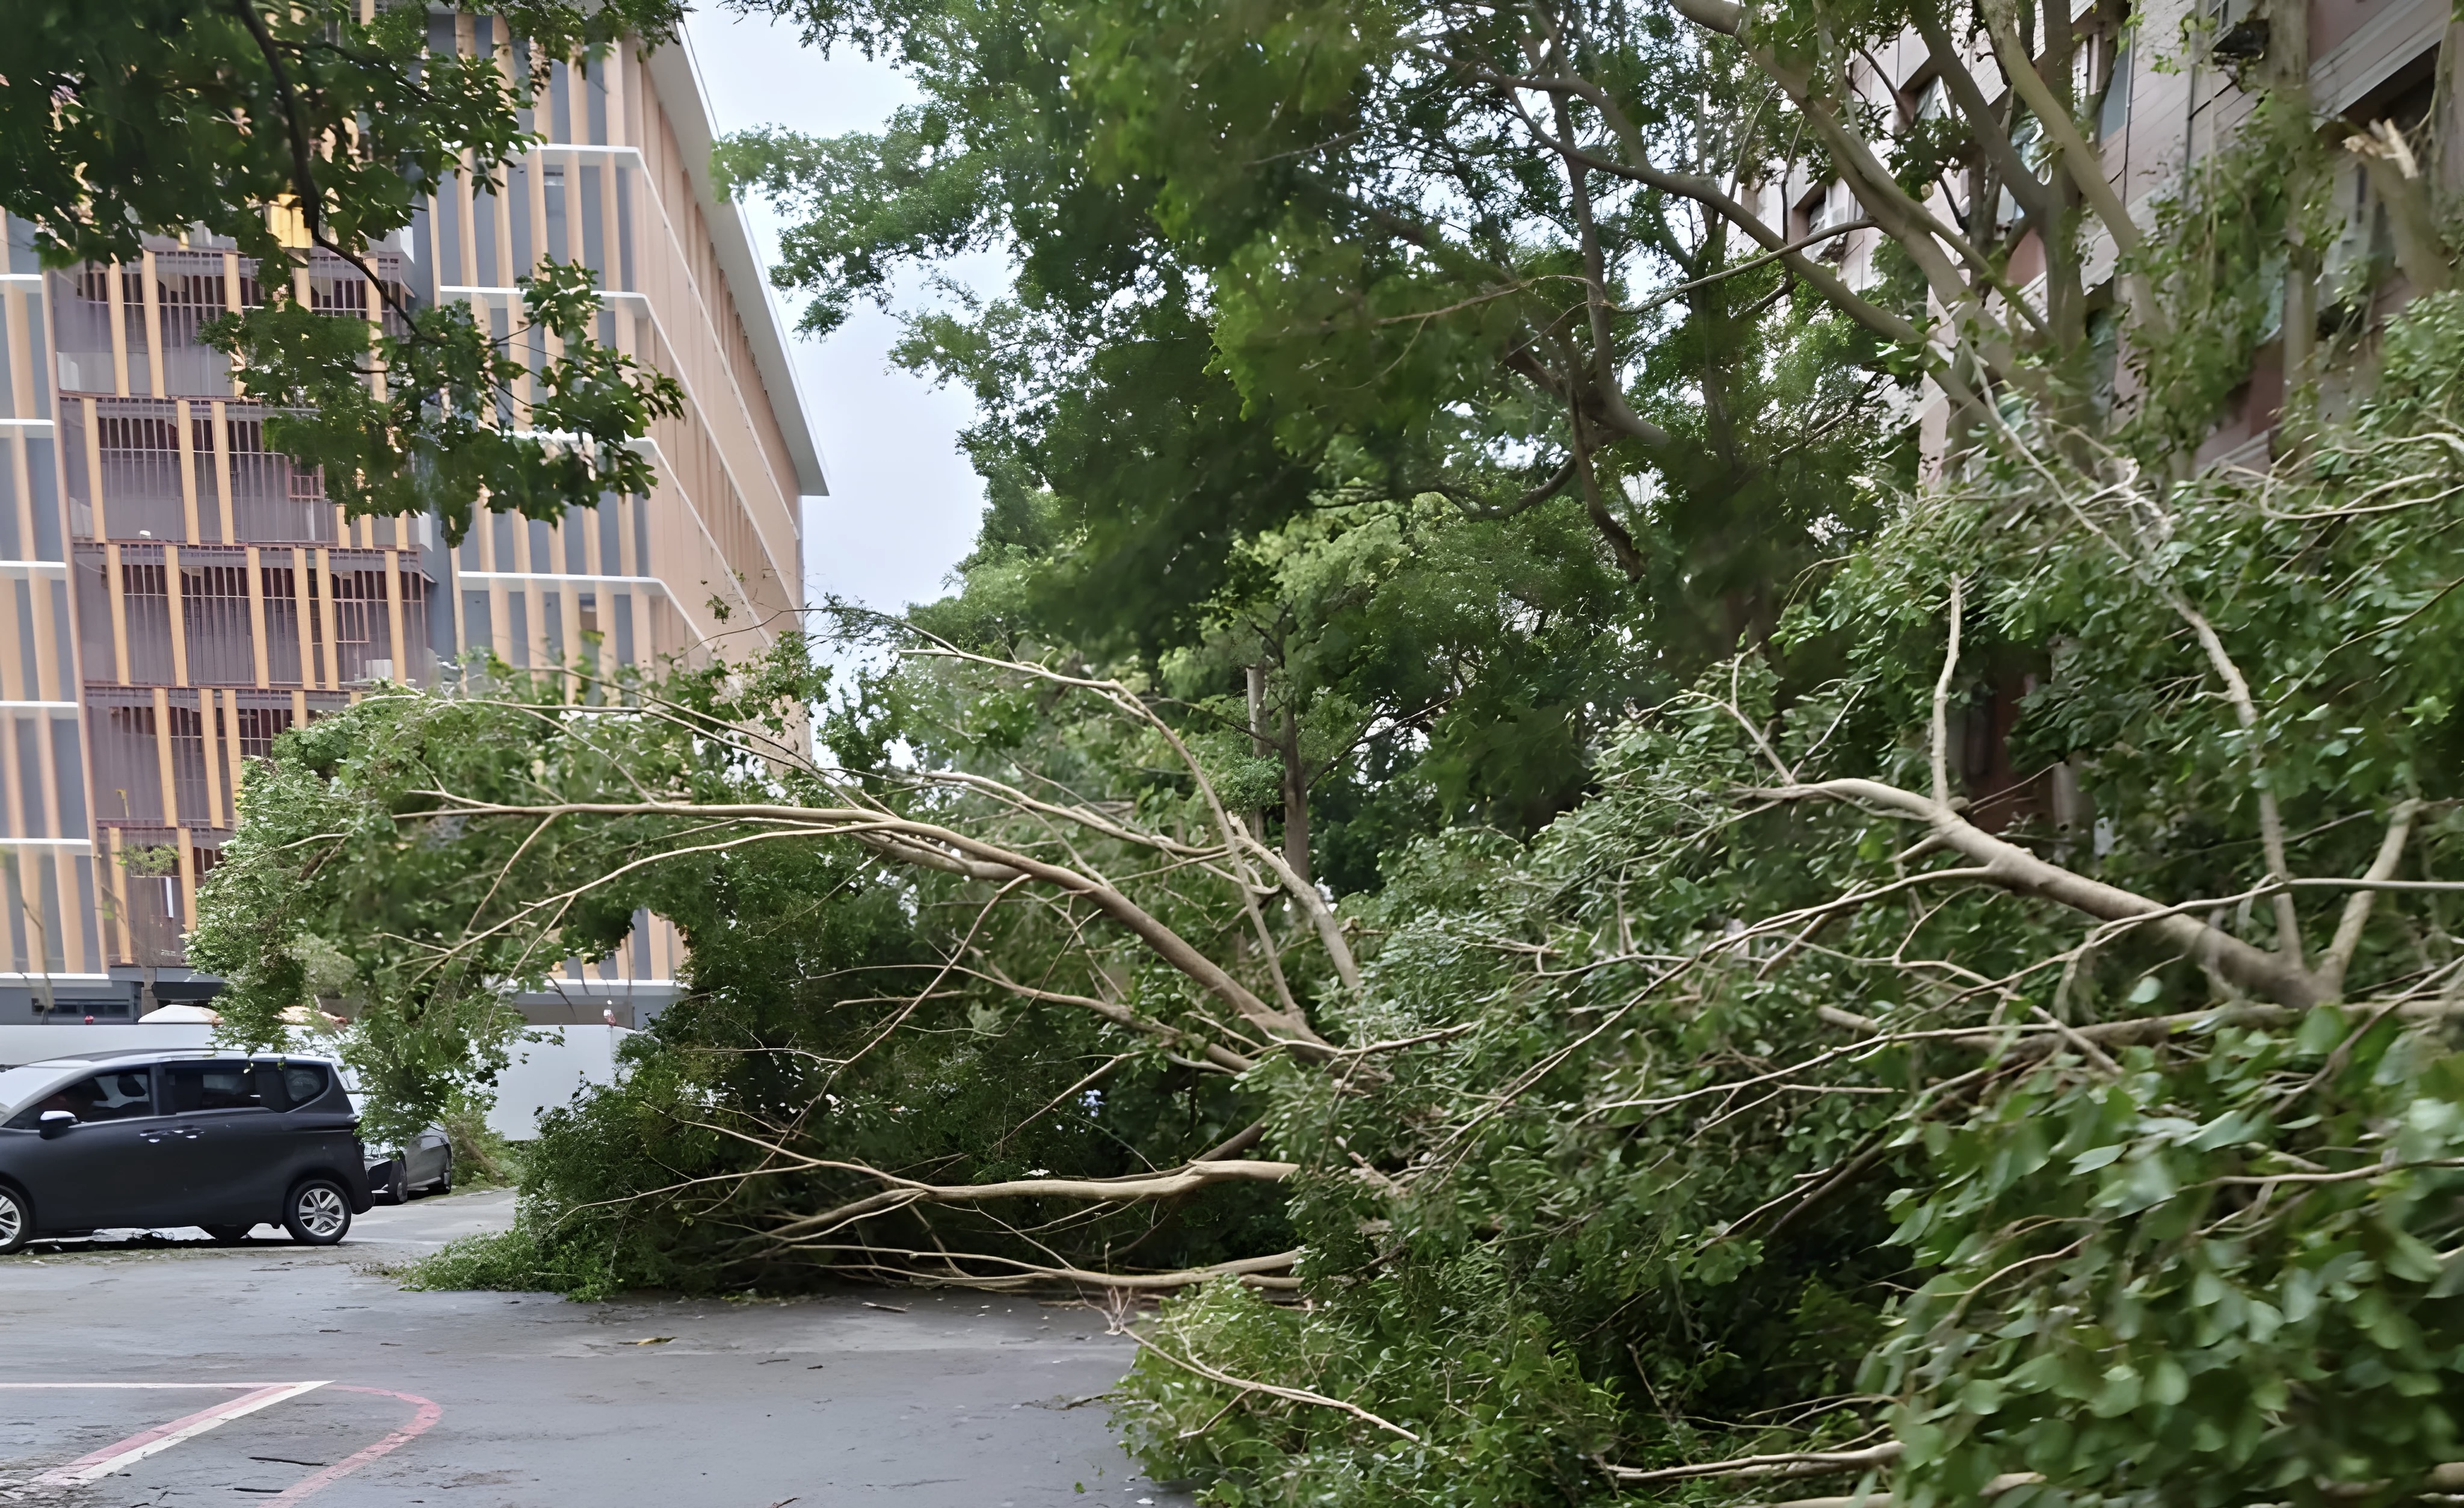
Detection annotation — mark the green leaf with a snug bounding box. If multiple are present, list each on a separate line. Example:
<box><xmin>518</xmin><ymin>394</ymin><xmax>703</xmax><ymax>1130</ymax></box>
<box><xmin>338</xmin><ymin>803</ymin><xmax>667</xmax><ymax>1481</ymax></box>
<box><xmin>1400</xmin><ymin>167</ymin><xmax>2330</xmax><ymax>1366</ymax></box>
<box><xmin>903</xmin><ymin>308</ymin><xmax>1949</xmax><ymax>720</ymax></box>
<box><xmin>2070</xmin><ymin>1143</ymin><xmax>2125</xmax><ymax>1174</ymax></box>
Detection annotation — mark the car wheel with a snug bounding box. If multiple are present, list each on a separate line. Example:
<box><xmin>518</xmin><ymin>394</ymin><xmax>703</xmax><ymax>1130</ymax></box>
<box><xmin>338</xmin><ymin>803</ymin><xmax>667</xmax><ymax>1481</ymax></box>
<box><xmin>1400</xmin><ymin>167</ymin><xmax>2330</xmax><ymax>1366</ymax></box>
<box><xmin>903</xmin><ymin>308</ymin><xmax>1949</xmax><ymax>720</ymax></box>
<box><xmin>203</xmin><ymin>1224</ymin><xmax>255</xmax><ymax>1244</ymax></box>
<box><xmin>283</xmin><ymin>1178</ymin><xmax>353</xmax><ymax>1246</ymax></box>
<box><xmin>0</xmin><ymin>1185</ymin><xmax>30</xmax><ymax>1255</ymax></box>
<box><xmin>433</xmin><ymin>1150</ymin><xmax>454</xmax><ymax>1196</ymax></box>
<box><xmin>374</xmin><ymin>1157</ymin><xmax>407</xmax><ymax>1205</ymax></box>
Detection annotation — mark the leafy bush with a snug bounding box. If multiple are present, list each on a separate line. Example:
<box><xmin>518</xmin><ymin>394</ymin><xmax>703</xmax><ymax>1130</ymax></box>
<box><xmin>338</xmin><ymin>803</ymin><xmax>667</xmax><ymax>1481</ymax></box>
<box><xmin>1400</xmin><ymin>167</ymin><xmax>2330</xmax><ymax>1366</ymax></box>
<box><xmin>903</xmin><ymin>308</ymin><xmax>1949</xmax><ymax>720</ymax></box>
<box><xmin>435</xmin><ymin>1091</ymin><xmax>520</xmax><ymax>1189</ymax></box>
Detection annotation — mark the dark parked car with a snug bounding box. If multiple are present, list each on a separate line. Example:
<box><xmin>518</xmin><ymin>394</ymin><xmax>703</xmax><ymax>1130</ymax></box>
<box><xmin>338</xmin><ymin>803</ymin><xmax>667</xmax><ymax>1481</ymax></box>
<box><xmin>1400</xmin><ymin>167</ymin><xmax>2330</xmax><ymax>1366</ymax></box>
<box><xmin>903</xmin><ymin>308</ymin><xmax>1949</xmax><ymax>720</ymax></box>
<box><xmin>0</xmin><ymin>1049</ymin><xmax>372</xmax><ymax>1253</ymax></box>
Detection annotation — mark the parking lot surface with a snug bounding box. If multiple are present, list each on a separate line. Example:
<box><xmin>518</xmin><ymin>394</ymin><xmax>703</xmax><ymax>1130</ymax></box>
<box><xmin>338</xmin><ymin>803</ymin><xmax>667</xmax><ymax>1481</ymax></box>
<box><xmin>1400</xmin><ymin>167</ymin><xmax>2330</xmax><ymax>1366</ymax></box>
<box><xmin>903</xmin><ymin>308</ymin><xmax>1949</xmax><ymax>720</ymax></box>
<box><xmin>0</xmin><ymin>1191</ymin><xmax>1194</xmax><ymax>1507</ymax></box>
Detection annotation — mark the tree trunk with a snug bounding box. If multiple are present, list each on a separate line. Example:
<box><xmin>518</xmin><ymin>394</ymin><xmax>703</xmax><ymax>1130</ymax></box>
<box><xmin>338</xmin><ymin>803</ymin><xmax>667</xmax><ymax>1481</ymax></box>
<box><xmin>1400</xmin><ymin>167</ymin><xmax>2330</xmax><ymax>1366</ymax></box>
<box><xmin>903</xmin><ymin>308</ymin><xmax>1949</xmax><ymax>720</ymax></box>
<box><xmin>2266</xmin><ymin>0</ymin><xmax>2320</xmax><ymax>427</ymax></box>
<box><xmin>1245</xmin><ymin>664</ymin><xmax>1270</xmax><ymax>844</ymax></box>
<box><xmin>1279</xmin><ymin>702</ymin><xmax>1311</xmax><ymax>888</ymax></box>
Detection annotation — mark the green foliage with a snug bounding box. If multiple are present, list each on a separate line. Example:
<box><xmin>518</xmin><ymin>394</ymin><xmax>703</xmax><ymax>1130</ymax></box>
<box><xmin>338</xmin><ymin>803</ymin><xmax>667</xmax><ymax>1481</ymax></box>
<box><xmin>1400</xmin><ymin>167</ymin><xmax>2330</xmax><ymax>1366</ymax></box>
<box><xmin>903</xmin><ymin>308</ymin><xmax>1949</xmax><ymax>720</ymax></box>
<box><xmin>226</xmin><ymin>288</ymin><xmax>2464</xmax><ymax>1504</ymax></box>
<box><xmin>726</xmin><ymin>0</ymin><xmax>1914</xmax><ymax>834</ymax></box>
<box><xmin>1873</xmin><ymin>1022</ymin><xmax>2464</xmax><ymax>1508</ymax></box>
<box><xmin>0</xmin><ymin>0</ymin><xmax>686</xmax><ymax>530</ymax></box>
<box><xmin>722</xmin><ymin>0</ymin><xmax>1915</xmax><ymax>885</ymax></box>
<box><xmin>197</xmin><ymin>638</ymin><xmax>1292</xmax><ymax>1283</ymax></box>
<box><xmin>208</xmin><ymin>261</ymin><xmax>683</xmax><ymax>541</ymax></box>
<box><xmin>398</xmin><ymin>1223</ymin><xmax>628</xmax><ymax>1299</ymax></box>
<box><xmin>188</xmin><ymin>8</ymin><xmax>2464</xmax><ymax>1506</ymax></box>
<box><xmin>1096</xmin><ymin>293</ymin><xmax>2464</xmax><ymax>1505</ymax></box>
<box><xmin>2122</xmin><ymin>91</ymin><xmax>2339</xmax><ymax>457</ymax></box>
<box><xmin>191</xmin><ymin>650</ymin><xmax>825</xmax><ymax>1143</ymax></box>
<box><xmin>1118</xmin><ymin>1279</ymin><xmax>1627</xmax><ymax>1507</ymax></box>
<box><xmin>437</xmin><ymin>1092</ymin><xmax>521</xmax><ymax>1189</ymax></box>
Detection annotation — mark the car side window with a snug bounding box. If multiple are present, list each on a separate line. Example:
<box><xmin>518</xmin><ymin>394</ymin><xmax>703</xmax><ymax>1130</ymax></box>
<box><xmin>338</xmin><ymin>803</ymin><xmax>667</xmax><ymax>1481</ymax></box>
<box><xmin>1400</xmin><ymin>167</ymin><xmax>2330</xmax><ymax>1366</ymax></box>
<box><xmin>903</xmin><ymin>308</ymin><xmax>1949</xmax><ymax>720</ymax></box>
<box><xmin>1</xmin><ymin>1069</ymin><xmax>156</xmax><ymax>1128</ymax></box>
<box><xmin>279</xmin><ymin>1064</ymin><xmax>329</xmax><ymax>1109</ymax></box>
<box><xmin>164</xmin><ymin>1061</ymin><xmax>266</xmax><ymax>1114</ymax></box>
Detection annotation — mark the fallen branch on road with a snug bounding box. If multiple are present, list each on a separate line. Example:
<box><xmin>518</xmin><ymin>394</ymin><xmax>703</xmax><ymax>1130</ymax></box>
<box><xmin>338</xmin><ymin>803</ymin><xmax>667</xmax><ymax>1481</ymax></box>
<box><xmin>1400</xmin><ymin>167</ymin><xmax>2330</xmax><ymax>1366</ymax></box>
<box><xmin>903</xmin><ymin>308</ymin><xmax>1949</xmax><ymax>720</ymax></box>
<box><xmin>768</xmin><ymin>1158</ymin><xmax>1302</xmax><ymax>1243</ymax></box>
<box><xmin>784</xmin><ymin>1243</ymin><xmax>1302</xmax><ymax>1292</ymax></box>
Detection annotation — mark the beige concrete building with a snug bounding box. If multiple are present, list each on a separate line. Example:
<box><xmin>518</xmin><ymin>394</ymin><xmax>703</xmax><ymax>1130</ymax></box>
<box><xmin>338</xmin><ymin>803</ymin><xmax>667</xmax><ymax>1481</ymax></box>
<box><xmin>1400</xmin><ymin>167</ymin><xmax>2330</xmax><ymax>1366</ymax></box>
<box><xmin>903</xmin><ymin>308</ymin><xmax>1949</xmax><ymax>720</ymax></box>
<box><xmin>0</xmin><ymin>30</ymin><xmax>821</xmax><ymax>1024</ymax></box>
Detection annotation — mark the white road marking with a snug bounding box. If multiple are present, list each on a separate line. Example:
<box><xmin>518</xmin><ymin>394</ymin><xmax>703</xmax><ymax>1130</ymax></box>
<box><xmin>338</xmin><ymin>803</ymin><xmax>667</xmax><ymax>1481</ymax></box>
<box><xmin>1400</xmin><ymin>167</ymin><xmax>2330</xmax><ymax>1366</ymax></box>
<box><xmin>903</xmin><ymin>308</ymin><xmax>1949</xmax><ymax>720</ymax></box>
<box><xmin>31</xmin><ymin>1380</ymin><xmax>331</xmax><ymax>1486</ymax></box>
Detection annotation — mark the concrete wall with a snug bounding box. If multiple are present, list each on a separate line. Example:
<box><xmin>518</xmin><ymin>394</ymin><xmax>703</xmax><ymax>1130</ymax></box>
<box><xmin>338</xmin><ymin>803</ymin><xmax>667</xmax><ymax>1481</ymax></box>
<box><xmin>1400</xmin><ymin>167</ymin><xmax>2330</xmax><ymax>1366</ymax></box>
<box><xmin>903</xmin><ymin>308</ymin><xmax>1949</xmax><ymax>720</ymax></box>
<box><xmin>484</xmin><ymin>1025</ymin><xmax>635</xmax><ymax>1141</ymax></box>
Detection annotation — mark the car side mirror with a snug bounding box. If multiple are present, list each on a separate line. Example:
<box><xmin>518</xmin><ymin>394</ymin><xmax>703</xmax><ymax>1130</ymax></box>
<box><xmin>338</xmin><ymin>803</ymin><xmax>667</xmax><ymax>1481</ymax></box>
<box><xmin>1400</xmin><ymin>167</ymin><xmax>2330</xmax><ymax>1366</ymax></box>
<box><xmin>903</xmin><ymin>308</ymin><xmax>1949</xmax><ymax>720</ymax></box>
<box><xmin>38</xmin><ymin>1110</ymin><xmax>75</xmax><ymax>1138</ymax></box>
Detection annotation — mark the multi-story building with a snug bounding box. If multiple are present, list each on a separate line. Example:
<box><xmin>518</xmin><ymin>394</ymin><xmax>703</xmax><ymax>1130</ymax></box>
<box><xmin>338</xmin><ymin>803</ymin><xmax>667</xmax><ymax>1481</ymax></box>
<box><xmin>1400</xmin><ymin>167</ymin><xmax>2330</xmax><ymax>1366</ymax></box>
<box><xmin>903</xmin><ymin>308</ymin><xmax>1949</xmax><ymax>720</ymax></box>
<box><xmin>0</xmin><ymin>30</ymin><xmax>822</xmax><ymax>1026</ymax></box>
<box><xmin>1725</xmin><ymin>0</ymin><xmax>2451</xmax><ymax>827</ymax></box>
<box><xmin>1742</xmin><ymin>0</ymin><xmax>2450</xmax><ymax>462</ymax></box>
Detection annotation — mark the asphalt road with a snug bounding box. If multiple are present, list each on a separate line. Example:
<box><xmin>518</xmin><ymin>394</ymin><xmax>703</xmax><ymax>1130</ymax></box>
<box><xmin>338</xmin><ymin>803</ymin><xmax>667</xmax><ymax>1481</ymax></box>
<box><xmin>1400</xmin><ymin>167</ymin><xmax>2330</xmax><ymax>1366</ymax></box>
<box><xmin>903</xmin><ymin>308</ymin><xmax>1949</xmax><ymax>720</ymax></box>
<box><xmin>0</xmin><ymin>1191</ymin><xmax>1196</xmax><ymax>1507</ymax></box>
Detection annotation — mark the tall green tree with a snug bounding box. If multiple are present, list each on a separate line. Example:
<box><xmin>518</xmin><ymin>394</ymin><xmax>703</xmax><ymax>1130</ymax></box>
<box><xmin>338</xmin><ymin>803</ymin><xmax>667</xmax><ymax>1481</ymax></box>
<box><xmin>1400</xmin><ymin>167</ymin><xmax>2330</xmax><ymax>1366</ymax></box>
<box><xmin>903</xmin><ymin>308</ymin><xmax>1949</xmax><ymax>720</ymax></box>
<box><xmin>719</xmin><ymin>0</ymin><xmax>1911</xmax><ymax>879</ymax></box>
<box><xmin>727</xmin><ymin>0</ymin><xmax>1905</xmax><ymax>609</ymax></box>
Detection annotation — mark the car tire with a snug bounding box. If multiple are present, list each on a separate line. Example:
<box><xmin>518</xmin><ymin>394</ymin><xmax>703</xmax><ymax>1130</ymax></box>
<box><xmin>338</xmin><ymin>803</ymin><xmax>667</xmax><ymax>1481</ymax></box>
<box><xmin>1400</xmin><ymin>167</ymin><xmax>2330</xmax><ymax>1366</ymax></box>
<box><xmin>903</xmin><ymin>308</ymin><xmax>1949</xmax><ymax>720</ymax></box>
<box><xmin>0</xmin><ymin>1184</ymin><xmax>30</xmax><ymax>1255</ymax></box>
<box><xmin>433</xmin><ymin>1150</ymin><xmax>453</xmax><ymax>1196</ymax></box>
<box><xmin>374</xmin><ymin>1157</ymin><xmax>407</xmax><ymax>1205</ymax></box>
<box><xmin>203</xmin><ymin>1224</ymin><xmax>255</xmax><ymax>1244</ymax></box>
<box><xmin>282</xmin><ymin>1178</ymin><xmax>353</xmax><ymax>1246</ymax></box>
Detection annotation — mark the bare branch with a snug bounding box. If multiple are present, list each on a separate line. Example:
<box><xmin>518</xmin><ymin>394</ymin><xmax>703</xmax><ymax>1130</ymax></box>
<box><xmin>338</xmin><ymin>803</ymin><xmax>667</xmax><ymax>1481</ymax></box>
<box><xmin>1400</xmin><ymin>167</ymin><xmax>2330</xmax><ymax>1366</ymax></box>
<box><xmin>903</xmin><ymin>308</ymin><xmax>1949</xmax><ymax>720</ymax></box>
<box><xmin>1239</xmin><ymin>830</ymin><xmax>1363</xmax><ymax>993</ymax></box>
<box><xmin>1931</xmin><ymin>576</ymin><xmax>1965</xmax><ymax>808</ymax></box>
<box><xmin>784</xmin><ymin>1244</ymin><xmax>1302</xmax><ymax>1293</ymax></box>
<box><xmin>769</xmin><ymin>1158</ymin><xmax>1301</xmax><ymax>1242</ymax></box>
<box><xmin>2163</xmin><ymin>590</ymin><xmax>2306</xmax><ymax>968</ymax></box>
<box><xmin>415</xmin><ymin>794</ymin><xmax>1331</xmax><ymax>1052</ymax></box>
<box><xmin>1121</xmin><ymin>1329</ymin><xmax>1427</xmax><ymax>1445</ymax></box>
<box><xmin>1976</xmin><ymin>2</ymin><xmax>2142</xmax><ymax>260</ymax></box>
<box><xmin>964</xmin><ymin>960</ymin><xmax>1260</xmax><ymax>1074</ymax></box>
<box><xmin>1748</xmin><ymin>777</ymin><xmax>2329</xmax><ymax>1007</ymax></box>
<box><xmin>1607</xmin><ymin>1441</ymin><xmax>1901</xmax><ymax>1485</ymax></box>
<box><xmin>1450</xmin><ymin>58</ymin><xmax>1924</xmax><ymax>347</ymax></box>
<box><xmin>1760</xmin><ymin>1472</ymin><xmax>2045</xmax><ymax>1508</ymax></box>
<box><xmin>2321</xmin><ymin>799</ymin><xmax>2424</xmax><ymax>996</ymax></box>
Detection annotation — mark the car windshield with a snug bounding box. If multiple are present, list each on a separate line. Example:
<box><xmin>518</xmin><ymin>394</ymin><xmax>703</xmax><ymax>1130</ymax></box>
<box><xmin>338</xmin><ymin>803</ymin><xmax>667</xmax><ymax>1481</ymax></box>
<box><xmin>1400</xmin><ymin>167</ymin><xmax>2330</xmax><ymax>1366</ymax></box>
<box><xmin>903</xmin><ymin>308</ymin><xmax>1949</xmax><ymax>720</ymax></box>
<box><xmin>0</xmin><ymin>1062</ymin><xmax>89</xmax><ymax>1117</ymax></box>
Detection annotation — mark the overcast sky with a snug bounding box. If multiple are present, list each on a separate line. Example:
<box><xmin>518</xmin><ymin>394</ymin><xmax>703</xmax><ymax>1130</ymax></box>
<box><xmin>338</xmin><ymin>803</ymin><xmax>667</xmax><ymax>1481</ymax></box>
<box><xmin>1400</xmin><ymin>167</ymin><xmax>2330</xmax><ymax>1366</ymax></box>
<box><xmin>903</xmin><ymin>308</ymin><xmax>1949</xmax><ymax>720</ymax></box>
<box><xmin>680</xmin><ymin>10</ymin><xmax>993</xmax><ymax>614</ymax></box>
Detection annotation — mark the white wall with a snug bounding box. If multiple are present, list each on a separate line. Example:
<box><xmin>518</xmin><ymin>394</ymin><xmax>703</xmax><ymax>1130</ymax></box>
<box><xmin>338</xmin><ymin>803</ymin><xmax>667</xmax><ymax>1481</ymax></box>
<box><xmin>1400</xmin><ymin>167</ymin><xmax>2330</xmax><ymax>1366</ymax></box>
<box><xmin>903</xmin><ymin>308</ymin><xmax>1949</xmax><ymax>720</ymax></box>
<box><xmin>0</xmin><ymin>1022</ymin><xmax>222</xmax><ymax>1061</ymax></box>
<box><xmin>485</xmin><ymin>1026</ymin><xmax>633</xmax><ymax>1140</ymax></box>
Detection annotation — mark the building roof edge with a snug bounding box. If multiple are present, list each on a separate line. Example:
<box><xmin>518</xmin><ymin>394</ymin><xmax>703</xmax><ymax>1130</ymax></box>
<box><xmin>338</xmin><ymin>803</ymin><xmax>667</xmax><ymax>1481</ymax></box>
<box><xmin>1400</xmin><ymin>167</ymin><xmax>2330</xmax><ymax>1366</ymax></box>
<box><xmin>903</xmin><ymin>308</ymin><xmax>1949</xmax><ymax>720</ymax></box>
<box><xmin>642</xmin><ymin>34</ymin><xmax>832</xmax><ymax>499</ymax></box>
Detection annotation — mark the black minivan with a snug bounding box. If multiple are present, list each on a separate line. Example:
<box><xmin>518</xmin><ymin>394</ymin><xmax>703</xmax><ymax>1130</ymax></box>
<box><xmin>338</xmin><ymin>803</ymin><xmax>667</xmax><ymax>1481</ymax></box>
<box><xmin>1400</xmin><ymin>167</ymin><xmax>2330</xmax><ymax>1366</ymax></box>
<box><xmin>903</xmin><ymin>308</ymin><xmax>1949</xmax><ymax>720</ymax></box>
<box><xmin>0</xmin><ymin>1048</ymin><xmax>372</xmax><ymax>1253</ymax></box>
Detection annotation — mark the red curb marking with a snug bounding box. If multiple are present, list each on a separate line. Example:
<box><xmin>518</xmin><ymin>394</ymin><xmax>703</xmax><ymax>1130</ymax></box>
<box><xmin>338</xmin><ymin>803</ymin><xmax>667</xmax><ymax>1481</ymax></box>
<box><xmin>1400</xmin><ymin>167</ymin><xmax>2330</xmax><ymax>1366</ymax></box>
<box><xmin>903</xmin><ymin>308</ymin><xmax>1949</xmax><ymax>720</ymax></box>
<box><xmin>258</xmin><ymin>1385</ymin><xmax>443</xmax><ymax>1505</ymax></box>
<box><xmin>32</xmin><ymin>1382</ymin><xmax>331</xmax><ymax>1486</ymax></box>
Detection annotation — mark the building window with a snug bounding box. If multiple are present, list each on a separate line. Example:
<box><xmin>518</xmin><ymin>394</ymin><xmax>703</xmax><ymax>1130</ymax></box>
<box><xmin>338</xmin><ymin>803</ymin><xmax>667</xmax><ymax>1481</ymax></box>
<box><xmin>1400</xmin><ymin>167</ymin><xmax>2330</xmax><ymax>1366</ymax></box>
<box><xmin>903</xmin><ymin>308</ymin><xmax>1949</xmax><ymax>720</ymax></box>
<box><xmin>226</xmin><ymin>416</ymin><xmax>334</xmax><ymax>543</ymax></box>
<box><xmin>235</xmin><ymin>704</ymin><xmax>295</xmax><ymax>761</ymax></box>
<box><xmin>261</xmin><ymin>555</ymin><xmax>305</xmax><ymax>685</ymax></box>
<box><xmin>180</xmin><ymin>555</ymin><xmax>256</xmax><ymax>685</ymax></box>
<box><xmin>165</xmin><ymin>698</ymin><xmax>214</xmax><ymax>821</ymax></box>
<box><xmin>327</xmin><ymin>563</ymin><xmax>390</xmax><ymax>683</ymax></box>
<box><xmin>120</xmin><ymin>554</ymin><xmax>176</xmax><ymax>685</ymax></box>
<box><xmin>89</xmin><ymin>702</ymin><xmax>164</xmax><ymax>823</ymax></box>
<box><xmin>94</xmin><ymin>404</ymin><xmax>185</xmax><ymax>541</ymax></box>
<box><xmin>2096</xmin><ymin>37</ymin><xmax>2133</xmax><ymax>141</ymax></box>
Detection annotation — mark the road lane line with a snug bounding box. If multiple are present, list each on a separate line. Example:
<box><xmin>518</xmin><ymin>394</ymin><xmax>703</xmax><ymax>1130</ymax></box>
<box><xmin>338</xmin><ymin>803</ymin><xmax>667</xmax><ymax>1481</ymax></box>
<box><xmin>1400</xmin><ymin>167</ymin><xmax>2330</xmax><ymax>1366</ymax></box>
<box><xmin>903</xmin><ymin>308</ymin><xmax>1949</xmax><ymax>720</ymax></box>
<box><xmin>32</xmin><ymin>1380</ymin><xmax>331</xmax><ymax>1486</ymax></box>
<box><xmin>0</xmin><ymin>1382</ymin><xmax>288</xmax><ymax>1389</ymax></box>
<box><xmin>260</xmin><ymin>1387</ymin><xmax>443</xmax><ymax>1504</ymax></box>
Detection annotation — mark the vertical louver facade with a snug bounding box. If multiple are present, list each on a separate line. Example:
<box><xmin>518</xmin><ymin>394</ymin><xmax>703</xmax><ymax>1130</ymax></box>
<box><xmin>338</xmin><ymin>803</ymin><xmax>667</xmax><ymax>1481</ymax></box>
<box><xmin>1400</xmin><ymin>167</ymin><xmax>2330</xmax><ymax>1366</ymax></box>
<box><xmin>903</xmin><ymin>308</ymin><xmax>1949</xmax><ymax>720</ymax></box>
<box><xmin>0</xmin><ymin>26</ymin><xmax>824</xmax><ymax>1022</ymax></box>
